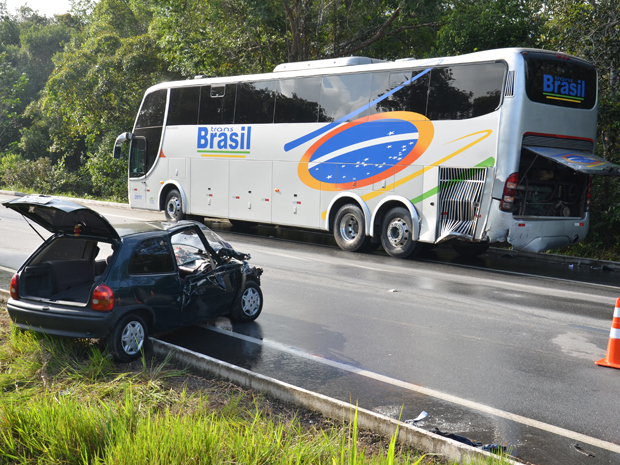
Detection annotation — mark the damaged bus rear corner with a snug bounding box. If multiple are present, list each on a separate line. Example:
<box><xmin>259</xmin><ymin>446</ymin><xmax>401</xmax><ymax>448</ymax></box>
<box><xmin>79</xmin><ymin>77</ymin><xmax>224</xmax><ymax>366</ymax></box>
<box><xmin>484</xmin><ymin>50</ymin><xmax>620</xmax><ymax>254</ymax></box>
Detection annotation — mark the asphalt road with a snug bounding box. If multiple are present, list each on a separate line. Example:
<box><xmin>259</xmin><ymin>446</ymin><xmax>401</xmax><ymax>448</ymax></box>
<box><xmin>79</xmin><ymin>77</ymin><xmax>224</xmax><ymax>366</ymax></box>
<box><xmin>1</xmin><ymin>193</ymin><xmax>619</xmax><ymax>464</ymax></box>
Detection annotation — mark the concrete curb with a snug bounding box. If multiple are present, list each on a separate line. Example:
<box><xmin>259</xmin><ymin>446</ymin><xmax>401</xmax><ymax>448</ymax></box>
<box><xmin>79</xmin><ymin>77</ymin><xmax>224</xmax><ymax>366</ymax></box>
<box><xmin>151</xmin><ymin>338</ymin><xmax>520</xmax><ymax>465</ymax></box>
<box><xmin>0</xmin><ymin>289</ymin><xmax>8</xmax><ymax>303</ymax></box>
<box><xmin>485</xmin><ymin>246</ymin><xmax>620</xmax><ymax>271</ymax></box>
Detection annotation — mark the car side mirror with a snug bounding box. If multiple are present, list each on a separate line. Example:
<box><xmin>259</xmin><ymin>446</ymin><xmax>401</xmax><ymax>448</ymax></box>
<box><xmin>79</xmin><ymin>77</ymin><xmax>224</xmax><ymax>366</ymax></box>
<box><xmin>113</xmin><ymin>132</ymin><xmax>133</xmax><ymax>159</ymax></box>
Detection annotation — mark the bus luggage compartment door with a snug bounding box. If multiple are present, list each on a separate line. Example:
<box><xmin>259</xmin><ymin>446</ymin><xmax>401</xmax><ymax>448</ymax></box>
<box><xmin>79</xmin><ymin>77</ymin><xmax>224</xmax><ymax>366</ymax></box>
<box><xmin>190</xmin><ymin>158</ymin><xmax>230</xmax><ymax>217</ymax></box>
<box><xmin>229</xmin><ymin>160</ymin><xmax>272</xmax><ymax>222</ymax></box>
<box><xmin>271</xmin><ymin>161</ymin><xmax>320</xmax><ymax>228</ymax></box>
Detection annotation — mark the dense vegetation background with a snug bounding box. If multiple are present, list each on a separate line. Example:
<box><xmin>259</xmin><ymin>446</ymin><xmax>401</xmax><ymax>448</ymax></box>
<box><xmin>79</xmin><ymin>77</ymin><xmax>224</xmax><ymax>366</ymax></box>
<box><xmin>0</xmin><ymin>0</ymin><xmax>618</xmax><ymax>257</ymax></box>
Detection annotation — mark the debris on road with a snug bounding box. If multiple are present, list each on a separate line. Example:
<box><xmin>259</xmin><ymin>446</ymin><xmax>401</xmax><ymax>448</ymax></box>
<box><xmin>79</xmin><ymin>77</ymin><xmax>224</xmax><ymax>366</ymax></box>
<box><xmin>405</xmin><ymin>411</ymin><xmax>428</xmax><ymax>425</ymax></box>
<box><xmin>430</xmin><ymin>427</ymin><xmax>506</xmax><ymax>454</ymax></box>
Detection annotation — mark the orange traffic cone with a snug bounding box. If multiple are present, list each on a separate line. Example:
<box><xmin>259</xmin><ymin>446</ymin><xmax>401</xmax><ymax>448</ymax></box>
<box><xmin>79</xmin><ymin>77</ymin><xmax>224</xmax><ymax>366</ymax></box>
<box><xmin>596</xmin><ymin>297</ymin><xmax>620</xmax><ymax>369</ymax></box>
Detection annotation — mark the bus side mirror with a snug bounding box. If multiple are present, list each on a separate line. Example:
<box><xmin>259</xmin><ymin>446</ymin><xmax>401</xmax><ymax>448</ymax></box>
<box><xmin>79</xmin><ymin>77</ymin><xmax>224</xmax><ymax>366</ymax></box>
<box><xmin>113</xmin><ymin>132</ymin><xmax>133</xmax><ymax>159</ymax></box>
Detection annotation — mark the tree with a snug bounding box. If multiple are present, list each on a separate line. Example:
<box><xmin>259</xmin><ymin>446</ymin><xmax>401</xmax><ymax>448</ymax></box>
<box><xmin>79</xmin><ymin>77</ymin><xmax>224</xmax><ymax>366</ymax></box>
<box><xmin>151</xmin><ymin>0</ymin><xmax>440</xmax><ymax>78</ymax></box>
<box><xmin>33</xmin><ymin>0</ymin><xmax>179</xmax><ymax>195</ymax></box>
<box><xmin>435</xmin><ymin>0</ymin><xmax>543</xmax><ymax>56</ymax></box>
<box><xmin>0</xmin><ymin>52</ymin><xmax>27</xmax><ymax>152</ymax></box>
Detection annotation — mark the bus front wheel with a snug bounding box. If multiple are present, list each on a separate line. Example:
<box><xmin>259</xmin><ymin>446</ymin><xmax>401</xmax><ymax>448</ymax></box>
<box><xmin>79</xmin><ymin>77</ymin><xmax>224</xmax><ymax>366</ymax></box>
<box><xmin>164</xmin><ymin>189</ymin><xmax>185</xmax><ymax>222</ymax></box>
<box><xmin>380</xmin><ymin>207</ymin><xmax>421</xmax><ymax>259</ymax></box>
<box><xmin>333</xmin><ymin>204</ymin><xmax>370</xmax><ymax>252</ymax></box>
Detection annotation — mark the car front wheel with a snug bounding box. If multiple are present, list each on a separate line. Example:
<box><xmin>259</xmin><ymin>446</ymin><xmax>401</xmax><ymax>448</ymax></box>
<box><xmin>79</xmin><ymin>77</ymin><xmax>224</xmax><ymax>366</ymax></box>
<box><xmin>231</xmin><ymin>281</ymin><xmax>263</xmax><ymax>322</ymax></box>
<box><xmin>107</xmin><ymin>314</ymin><xmax>148</xmax><ymax>362</ymax></box>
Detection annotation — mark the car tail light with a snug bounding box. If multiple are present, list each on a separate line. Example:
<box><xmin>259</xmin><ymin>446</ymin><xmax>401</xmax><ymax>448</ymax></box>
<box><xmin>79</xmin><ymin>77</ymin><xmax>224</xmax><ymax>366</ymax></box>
<box><xmin>586</xmin><ymin>176</ymin><xmax>592</xmax><ymax>212</ymax></box>
<box><xmin>499</xmin><ymin>173</ymin><xmax>519</xmax><ymax>212</ymax></box>
<box><xmin>10</xmin><ymin>273</ymin><xmax>19</xmax><ymax>300</ymax></box>
<box><xmin>92</xmin><ymin>284</ymin><xmax>114</xmax><ymax>312</ymax></box>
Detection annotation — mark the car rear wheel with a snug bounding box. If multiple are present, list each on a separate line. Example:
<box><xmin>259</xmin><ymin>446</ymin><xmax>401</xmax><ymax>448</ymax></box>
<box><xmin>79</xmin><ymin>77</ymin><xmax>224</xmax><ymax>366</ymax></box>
<box><xmin>231</xmin><ymin>281</ymin><xmax>263</xmax><ymax>322</ymax></box>
<box><xmin>107</xmin><ymin>314</ymin><xmax>148</xmax><ymax>362</ymax></box>
<box><xmin>165</xmin><ymin>189</ymin><xmax>185</xmax><ymax>222</ymax></box>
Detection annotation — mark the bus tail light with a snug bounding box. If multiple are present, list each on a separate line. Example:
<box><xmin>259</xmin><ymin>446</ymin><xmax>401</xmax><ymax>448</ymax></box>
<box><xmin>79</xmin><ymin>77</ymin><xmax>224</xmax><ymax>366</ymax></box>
<box><xmin>10</xmin><ymin>273</ymin><xmax>19</xmax><ymax>300</ymax></box>
<box><xmin>500</xmin><ymin>173</ymin><xmax>519</xmax><ymax>212</ymax></box>
<box><xmin>92</xmin><ymin>285</ymin><xmax>115</xmax><ymax>312</ymax></box>
<box><xmin>586</xmin><ymin>176</ymin><xmax>592</xmax><ymax>212</ymax></box>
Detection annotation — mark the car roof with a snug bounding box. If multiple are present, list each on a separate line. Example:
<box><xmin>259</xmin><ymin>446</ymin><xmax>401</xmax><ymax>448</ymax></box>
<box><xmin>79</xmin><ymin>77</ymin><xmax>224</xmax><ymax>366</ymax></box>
<box><xmin>114</xmin><ymin>221</ymin><xmax>201</xmax><ymax>238</ymax></box>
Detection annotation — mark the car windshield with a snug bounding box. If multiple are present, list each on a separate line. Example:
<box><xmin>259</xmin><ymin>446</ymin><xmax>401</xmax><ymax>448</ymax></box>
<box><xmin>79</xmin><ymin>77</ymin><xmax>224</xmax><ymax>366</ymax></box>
<box><xmin>196</xmin><ymin>223</ymin><xmax>230</xmax><ymax>251</ymax></box>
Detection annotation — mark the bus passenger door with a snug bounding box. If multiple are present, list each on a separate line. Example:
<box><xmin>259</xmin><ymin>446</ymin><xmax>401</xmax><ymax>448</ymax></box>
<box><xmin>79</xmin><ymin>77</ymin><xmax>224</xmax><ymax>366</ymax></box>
<box><xmin>128</xmin><ymin>136</ymin><xmax>148</xmax><ymax>209</ymax></box>
<box><xmin>229</xmin><ymin>160</ymin><xmax>272</xmax><ymax>222</ymax></box>
<box><xmin>272</xmin><ymin>161</ymin><xmax>320</xmax><ymax>228</ymax></box>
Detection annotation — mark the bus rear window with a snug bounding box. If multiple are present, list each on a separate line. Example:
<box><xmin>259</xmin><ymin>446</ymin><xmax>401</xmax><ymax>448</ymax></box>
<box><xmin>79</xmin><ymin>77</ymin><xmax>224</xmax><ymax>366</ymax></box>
<box><xmin>524</xmin><ymin>53</ymin><xmax>596</xmax><ymax>109</ymax></box>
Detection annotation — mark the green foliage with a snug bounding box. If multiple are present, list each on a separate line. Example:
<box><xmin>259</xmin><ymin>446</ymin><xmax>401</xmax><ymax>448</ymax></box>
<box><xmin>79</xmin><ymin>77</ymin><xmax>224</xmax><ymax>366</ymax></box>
<box><xmin>435</xmin><ymin>0</ymin><xmax>543</xmax><ymax>56</ymax></box>
<box><xmin>152</xmin><ymin>0</ymin><xmax>440</xmax><ymax>77</ymax></box>
<box><xmin>0</xmin><ymin>321</ymin><xmax>430</xmax><ymax>465</ymax></box>
<box><xmin>85</xmin><ymin>135</ymin><xmax>129</xmax><ymax>201</ymax></box>
<box><xmin>0</xmin><ymin>155</ymin><xmax>91</xmax><ymax>195</ymax></box>
<box><xmin>0</xmin><ymin>52</ymin><xmax>28</xmax><ymax>152</ymax></box>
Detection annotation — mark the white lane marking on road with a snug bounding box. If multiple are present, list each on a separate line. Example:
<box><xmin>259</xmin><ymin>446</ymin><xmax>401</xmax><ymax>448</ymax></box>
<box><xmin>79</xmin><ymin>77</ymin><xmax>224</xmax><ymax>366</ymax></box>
<box><xmin>0</xmin><ymin>265</ymin><xmax>16</xmax><ymax>273</ymax></box>
<box><xmin>102</xmin><ymin>213</ymin><xmax>155</xmax><ymax>221</ymax></box>
<box><xmin>200</xmin><ymin>323</ymin><xmax>620</xmax><ymax>455</ymax></box>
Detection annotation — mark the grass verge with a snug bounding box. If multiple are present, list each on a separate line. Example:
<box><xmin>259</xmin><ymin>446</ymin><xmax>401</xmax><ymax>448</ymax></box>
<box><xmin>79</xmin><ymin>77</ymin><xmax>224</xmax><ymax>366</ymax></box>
<box><xmin>0</xmin><ymin>307</ymin><xmax>513</xmax><ymax>464</ymax></box>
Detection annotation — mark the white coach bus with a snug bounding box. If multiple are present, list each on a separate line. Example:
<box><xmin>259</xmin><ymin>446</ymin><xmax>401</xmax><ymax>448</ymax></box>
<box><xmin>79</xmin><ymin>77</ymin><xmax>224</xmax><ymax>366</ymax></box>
<box><xmin>113</xmin><ymin>48</ymin><xmax>620</xmax><ymax>258</ymax></box>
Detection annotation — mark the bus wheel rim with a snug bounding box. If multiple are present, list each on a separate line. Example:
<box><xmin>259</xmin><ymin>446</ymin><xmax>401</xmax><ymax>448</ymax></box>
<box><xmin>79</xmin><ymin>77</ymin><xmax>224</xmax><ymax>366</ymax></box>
<box><xmin>388</xmin><ymin>218</ymin><xmax>409</xmax><ymax>247</ymax></box>
<box><xmin>167</xmin><ymin>197</ymin><xmax>181</xmax><ymax>218</ymax></box>
<box><xmin>340</xmin><ymin>213</ymin><xmax>359</xmax><ymax>242</ymax></box>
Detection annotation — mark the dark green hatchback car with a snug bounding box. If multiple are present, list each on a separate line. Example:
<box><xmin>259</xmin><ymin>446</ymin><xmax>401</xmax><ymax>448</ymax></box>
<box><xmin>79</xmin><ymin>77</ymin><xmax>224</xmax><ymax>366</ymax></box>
<box><xmin>3</xmin><ymin>195</ymin><xmax>263</xmax><ymax>362</ymax></box>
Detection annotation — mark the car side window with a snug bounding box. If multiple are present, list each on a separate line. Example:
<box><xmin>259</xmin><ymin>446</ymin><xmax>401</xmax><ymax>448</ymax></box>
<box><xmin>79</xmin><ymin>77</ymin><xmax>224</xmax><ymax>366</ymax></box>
<box><xmin>128</xmin><ymin>238</ymin><xmax>175</xmax><ymax>274</ymax></box>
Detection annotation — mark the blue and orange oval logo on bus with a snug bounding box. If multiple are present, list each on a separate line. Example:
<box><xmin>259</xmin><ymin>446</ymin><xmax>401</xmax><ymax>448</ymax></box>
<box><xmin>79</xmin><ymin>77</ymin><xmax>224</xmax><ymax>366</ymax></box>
<box><xmin>298</xmin><ymin>112</ymin><xmax>434</xmax><ymax>191</ymax></box>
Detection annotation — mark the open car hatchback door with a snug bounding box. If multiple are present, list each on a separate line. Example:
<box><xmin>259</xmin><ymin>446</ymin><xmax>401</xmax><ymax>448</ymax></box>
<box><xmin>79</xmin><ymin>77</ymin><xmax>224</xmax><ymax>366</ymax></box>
<box><xmin>2</xmin><ymin>195</ymin><xmax>121</xmax><ymax>242</ymax></box>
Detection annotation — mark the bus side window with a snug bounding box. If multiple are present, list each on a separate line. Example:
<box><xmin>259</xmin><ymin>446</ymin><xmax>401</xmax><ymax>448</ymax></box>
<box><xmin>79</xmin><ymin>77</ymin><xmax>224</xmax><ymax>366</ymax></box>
<box><xmin>235</xmin><ymin>81</ymin><xmax>276</xmax><ymax>124</ymax></box>
<box><xmin>319</xmin><ymin>73</ymin><xmax>371</xmax><ymax>122</ymax></box>
<box><xmin>199</xmin><ymin>84</ymin><xmax>236</xmax><ymax>125</ymax></box>
<box><xmin>427</xmin><ymin>63</ymin><xmax>505</xmax><ymax>120</ymax></box>
<box><xmin>167</xmin><ymin>87</ymin><xmax>200</xmax><ymax>126</ymax></box>
<box><xmin>369</xmin><ymin>70</ymin><xmax>429</xmax><ymax>116</ymax></box>
<box><xmin>275</xmin><ymin>77</ymin><xmax>321</xmax><ymax>123</ymax></box>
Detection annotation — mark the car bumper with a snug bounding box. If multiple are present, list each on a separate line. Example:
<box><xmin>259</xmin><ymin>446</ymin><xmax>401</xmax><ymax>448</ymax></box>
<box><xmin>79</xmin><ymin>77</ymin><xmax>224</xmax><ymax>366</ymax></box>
<box><xmin>7</xmin><ymin>298</ymin><xmax>120</xmax><ymax>339</ymax></box>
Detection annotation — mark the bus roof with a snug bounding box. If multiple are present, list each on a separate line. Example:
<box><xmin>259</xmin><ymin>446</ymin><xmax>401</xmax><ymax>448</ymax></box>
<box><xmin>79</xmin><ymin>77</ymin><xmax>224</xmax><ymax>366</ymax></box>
<box><xmin>145</xmin><ymin>48</ymin><xmax>592</xmax><ymax>94</ymax></box>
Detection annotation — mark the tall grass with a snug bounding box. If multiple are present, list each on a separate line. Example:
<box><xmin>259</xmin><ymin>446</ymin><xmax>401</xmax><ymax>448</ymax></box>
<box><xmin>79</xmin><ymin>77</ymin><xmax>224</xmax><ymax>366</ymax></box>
<box><xmin>0</xmin><ymin>315</ymin><xmax>511</xmax><ymax>464</ymax></box>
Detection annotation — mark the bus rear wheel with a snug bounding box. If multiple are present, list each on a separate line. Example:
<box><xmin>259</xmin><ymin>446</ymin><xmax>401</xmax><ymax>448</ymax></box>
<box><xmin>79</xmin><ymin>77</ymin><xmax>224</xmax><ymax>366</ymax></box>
<box><xmin>164</xmin><ymin>189</ymin><xmax>185</xmax><ymax>222</ymax></box>
<box><xmin>333</xmin><ymin>204</ymin><xmax>370</xmax><ymax>252</ymax></box>
<box><xmin>380</xmin><ymin>207</ymin><xmax>421</xmax><ymax>259</ymax></box>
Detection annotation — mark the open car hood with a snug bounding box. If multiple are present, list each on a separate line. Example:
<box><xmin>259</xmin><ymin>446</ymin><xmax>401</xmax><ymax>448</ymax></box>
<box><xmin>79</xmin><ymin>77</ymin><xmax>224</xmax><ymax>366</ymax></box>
<box><xmin>523</xmin><ymin>146</ymin><xmax>620</xmax><ymax>176</ymax></box>
<box><xmin>2</xmin><ymin>195</ymin><xmax>121</xmax><ymax>242</ymax></box>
